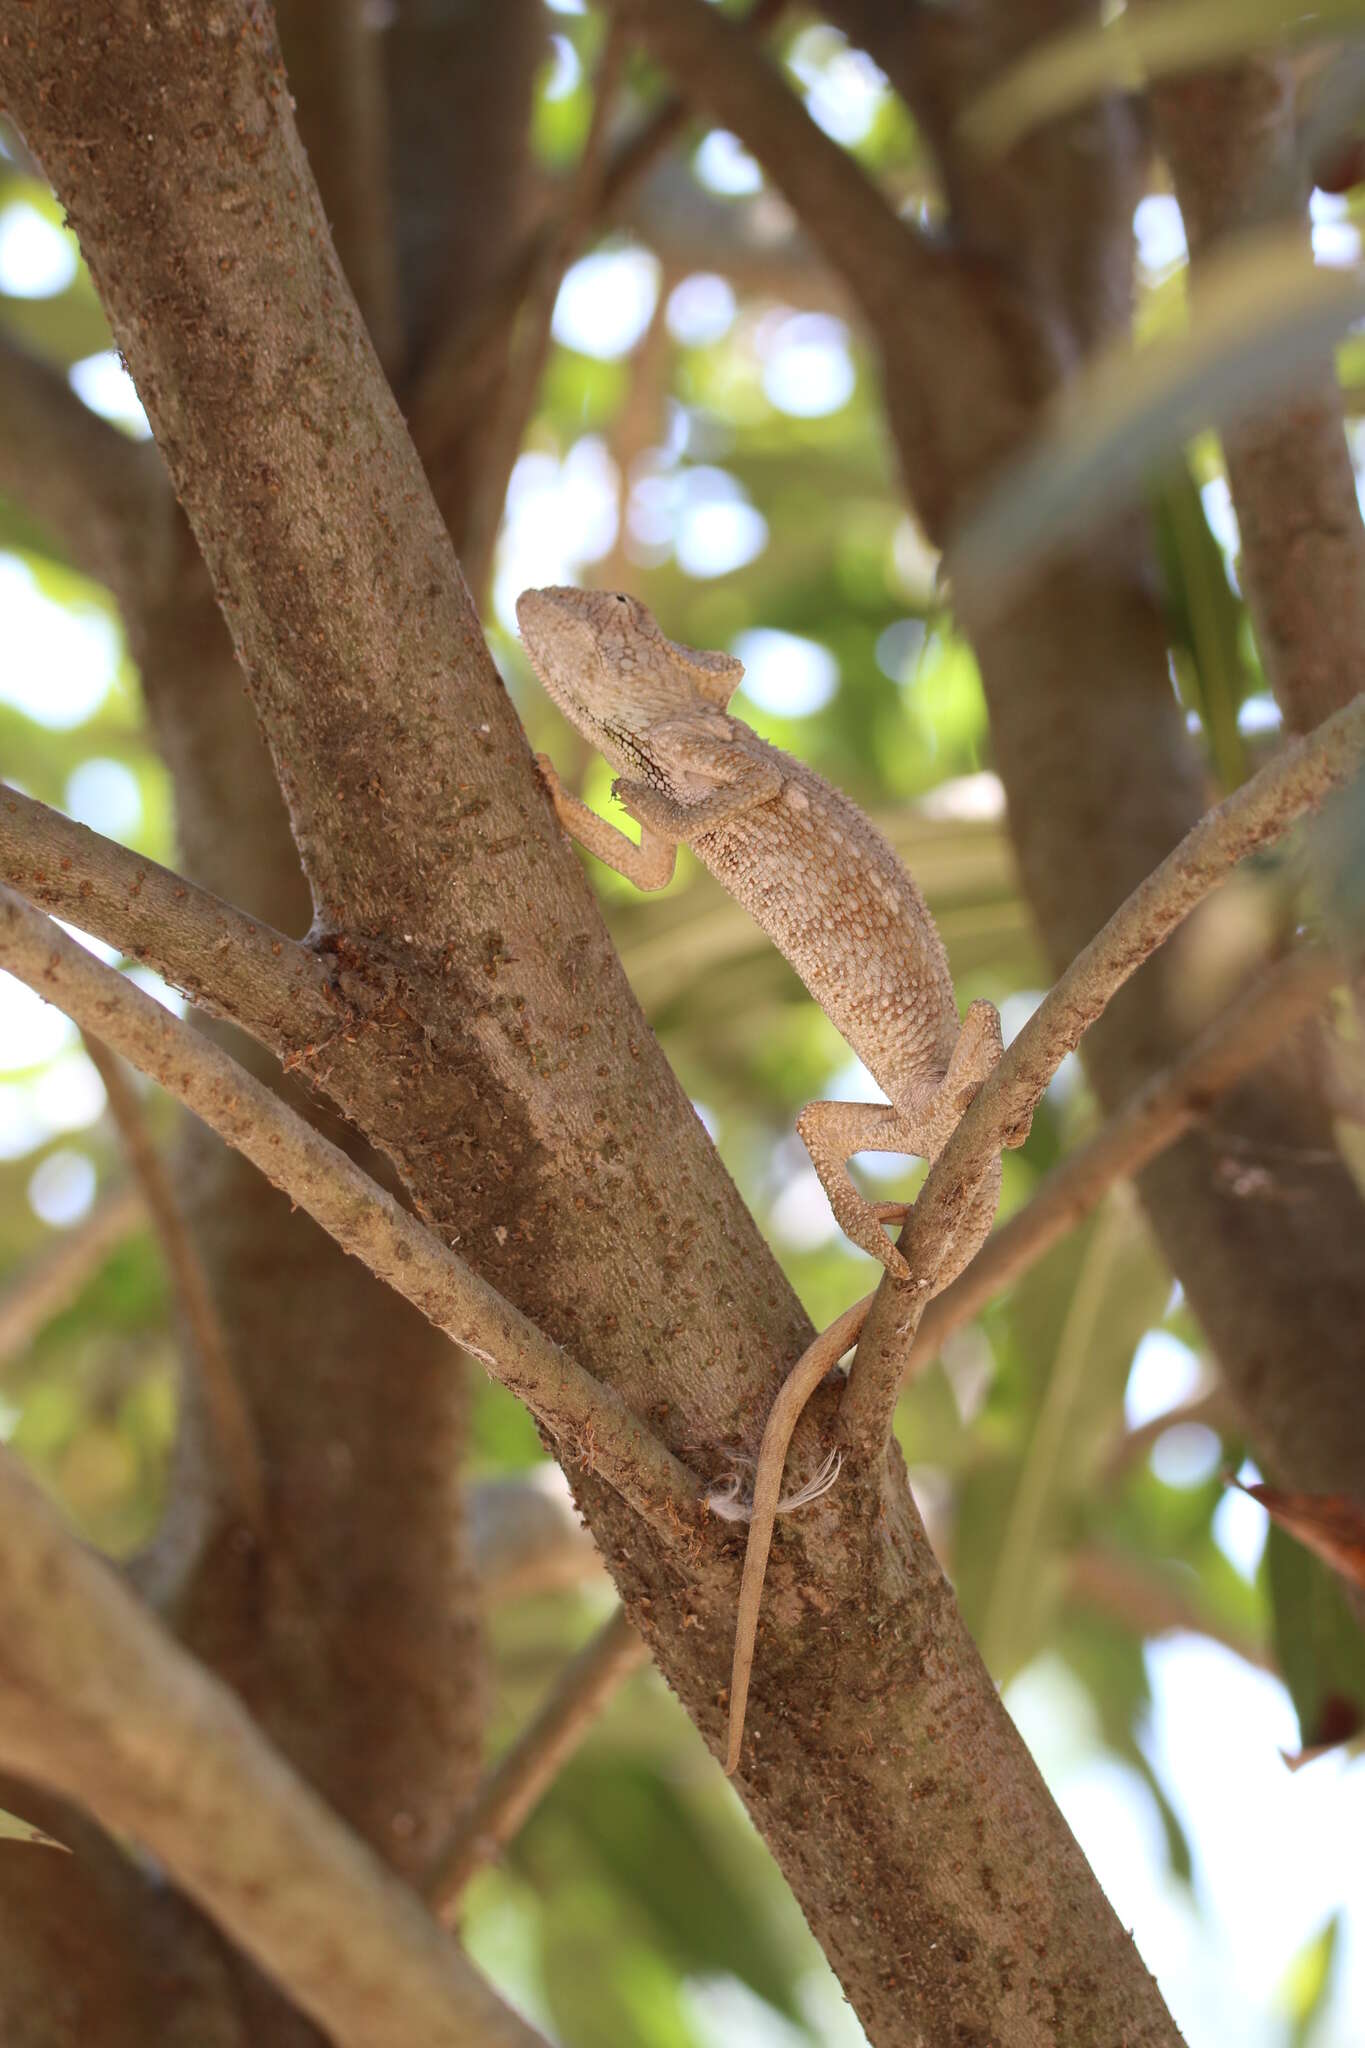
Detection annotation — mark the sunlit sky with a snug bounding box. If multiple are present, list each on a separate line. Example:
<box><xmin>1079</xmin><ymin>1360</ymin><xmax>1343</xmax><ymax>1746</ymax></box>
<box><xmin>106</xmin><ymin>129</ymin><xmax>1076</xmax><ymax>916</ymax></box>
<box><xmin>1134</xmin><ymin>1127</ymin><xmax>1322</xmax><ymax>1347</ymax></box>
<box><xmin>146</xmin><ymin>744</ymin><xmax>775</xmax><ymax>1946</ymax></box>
<box><xmin>1</xmin><ymin>69</ymin><xmax>1362</xmax><ymax>2046</ymax></box>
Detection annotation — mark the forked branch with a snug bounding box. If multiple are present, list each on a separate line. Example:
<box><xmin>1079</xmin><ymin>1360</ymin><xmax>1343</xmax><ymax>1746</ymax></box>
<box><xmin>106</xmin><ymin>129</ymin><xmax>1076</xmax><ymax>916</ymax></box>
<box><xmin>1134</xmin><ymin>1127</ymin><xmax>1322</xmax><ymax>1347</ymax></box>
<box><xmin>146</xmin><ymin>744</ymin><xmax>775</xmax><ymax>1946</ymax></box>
<box><xmin>0</xmin><ymin>785</ymin><xmax>333</xmax><ymax>1055</ymax></box>
<box><xmin>905</xmin><ymin>942</ymin><xmax>1342</xmax><ymax>1377</ymax></box>
<box><xmin>0</xmin><ymin>889</ymin><xmax>700</xmax><ymax>1532</ymax></box>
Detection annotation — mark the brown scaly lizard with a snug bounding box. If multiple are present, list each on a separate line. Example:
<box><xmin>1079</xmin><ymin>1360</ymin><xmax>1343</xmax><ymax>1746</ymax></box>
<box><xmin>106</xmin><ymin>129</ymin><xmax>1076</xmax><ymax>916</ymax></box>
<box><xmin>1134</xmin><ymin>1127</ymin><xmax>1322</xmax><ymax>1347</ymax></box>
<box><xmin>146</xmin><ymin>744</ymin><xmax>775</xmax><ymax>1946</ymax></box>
<box><xmin>518</xmin><ymin>585</ymin><xmax>1011</xmax><ymax>1773</ymax></box>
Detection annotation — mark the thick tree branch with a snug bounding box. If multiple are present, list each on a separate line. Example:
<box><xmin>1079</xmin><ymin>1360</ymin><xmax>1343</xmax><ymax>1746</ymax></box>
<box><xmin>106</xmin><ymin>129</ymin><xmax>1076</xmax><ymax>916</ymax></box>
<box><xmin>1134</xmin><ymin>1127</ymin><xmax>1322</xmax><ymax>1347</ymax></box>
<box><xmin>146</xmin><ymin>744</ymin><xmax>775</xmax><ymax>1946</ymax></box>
<box><xmin>426</xmin><ymin>1607</ymin><xmax>647</xmax><ymax>1917</ymax></box>
<box><xmin>1154</xmin><ymin>58</ymin><xmax>1365</xmax><ymax>732</ymax></box>
<box><xmin>0</xmin><ymin>1447</ymin><xmax>547</xmax><ymax>2048</ymax></box>
<box><xmin>386</xmin><ymin>0</ymin><xmax>544</xmax><ymax>376</ymax></box>
<box><xmin>842</xmin><ymin>694</ymin><xmax>1365</xmax><ymax>1453</ymax></box>
<box><xmin>0</xmin><ymin>330</ymin><xmax>169</xmax><ymax>609</ymax></box>
<box><xmin>79</xmin><ymin>1033</ymin><xmax>266</xmax><ymax>1537</ymax></box>
<box><xmin>0</xmin><ymin>892</ymin><xmax>701</xmax><ymax>1530</ymax></box>
<box><xmin>0</xmin><ymin>1183</ymin><xmax>142</xmax><ymax>1370</ymax></box>
<box><xmin>0</xmin><ymin>784</ymin><xmax>335</xmax><ymax>1053</ymax></box>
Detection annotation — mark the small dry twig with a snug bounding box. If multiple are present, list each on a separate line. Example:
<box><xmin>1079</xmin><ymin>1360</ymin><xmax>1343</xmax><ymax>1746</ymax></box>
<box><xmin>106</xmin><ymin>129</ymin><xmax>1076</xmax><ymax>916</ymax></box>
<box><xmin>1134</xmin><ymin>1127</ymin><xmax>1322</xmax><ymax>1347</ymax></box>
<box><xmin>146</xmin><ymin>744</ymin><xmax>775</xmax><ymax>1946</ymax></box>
<box><xmin>80</xmin><ymin>1033</ymin><xmax>266</xmax><ymax>1535</ymax></box>
<box><xmin>0</xmin><ymin>1183</ymin><xmax>143</xmax><ymax>1370</ymax></box>
<box><xmin>425</xmin><ymin>1606</ymin><xmax>648</xmax><ymax>1916</ymax></box>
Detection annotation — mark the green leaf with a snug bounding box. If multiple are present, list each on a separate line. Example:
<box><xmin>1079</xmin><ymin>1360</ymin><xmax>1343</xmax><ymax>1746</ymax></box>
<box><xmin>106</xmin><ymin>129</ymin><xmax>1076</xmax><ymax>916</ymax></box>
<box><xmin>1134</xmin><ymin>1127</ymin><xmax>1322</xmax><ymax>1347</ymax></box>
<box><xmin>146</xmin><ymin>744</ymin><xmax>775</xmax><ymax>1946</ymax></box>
<box><xmin>963</xmin><ymin>2</ymin><xmax>1365</xmax><ymax>158</ymax></box>
<box><xmin>1149</xmin><ymin>463</ymin><xmax>1250</xmax><ymax>790</ymax></box>
<box><xmin>1279</xmin><ymin>1913</ymin><xmax>1340</xmax><ymax>2048</ymax></box>
<box><xmin>540</xmin><ymin>1889</ymin><xmax>703</xmax><ymax>2048</ymax></box>
<box><xmin>1264</xmin><ymin>1523</ymin><xmax>1365</xmax><ymax>1751</ymax></box>
<box><xmin>1057</xmin><ymin>1612</ymin><xmax>1192</xmax><ymax>1881</ymax></box>
<box><xmin>953</xmin><ymin>226</ymin><xmax>1365</xmax><ymax>615</ymax></box>
<box><xmin>0</xmin><ymin>1805</ymin><xmax>69</xmax><ymax>1852</ymax></box>
<box><xmin>954</xmin><ymin>1196</ymin><xmax>1170</xmax><ymax>1679</ymax></box>
<box><xmin>521</xmin><ymin>1757</ymin><xmax>808</xmax><ymax>2030</ymax></box>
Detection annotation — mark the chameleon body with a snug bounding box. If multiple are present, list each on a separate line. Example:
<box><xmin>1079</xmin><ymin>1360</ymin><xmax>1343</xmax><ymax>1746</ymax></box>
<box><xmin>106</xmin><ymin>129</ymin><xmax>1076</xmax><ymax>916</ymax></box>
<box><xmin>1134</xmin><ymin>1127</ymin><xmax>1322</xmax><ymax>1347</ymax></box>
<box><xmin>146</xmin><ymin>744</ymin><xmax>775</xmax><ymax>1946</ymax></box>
<box><xmin>518</xmin><ymin>585</ymin><xmax>1008</xmax><ymax>1772</ymax></box>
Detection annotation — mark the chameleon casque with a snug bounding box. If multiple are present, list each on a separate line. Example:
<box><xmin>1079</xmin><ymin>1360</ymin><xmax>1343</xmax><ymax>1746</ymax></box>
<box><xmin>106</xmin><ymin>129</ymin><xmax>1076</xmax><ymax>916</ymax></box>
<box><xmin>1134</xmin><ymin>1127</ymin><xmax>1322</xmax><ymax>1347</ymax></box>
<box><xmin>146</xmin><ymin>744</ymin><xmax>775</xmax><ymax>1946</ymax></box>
<box><xmin>518</xmin><ymin>585</ymin><xmax>1010</xmax><ymax>1771</ymax></box>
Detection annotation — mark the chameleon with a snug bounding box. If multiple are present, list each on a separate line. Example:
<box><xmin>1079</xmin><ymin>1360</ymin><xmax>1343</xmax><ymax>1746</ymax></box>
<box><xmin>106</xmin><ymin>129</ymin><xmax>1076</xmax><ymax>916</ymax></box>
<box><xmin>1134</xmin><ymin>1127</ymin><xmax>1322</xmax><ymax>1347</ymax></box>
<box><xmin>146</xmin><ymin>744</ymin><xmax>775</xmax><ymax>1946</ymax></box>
<box><xmin>518</xmin><ymin>585</ymin><xmax>1011</xmax><ymax>1773</ymax></box>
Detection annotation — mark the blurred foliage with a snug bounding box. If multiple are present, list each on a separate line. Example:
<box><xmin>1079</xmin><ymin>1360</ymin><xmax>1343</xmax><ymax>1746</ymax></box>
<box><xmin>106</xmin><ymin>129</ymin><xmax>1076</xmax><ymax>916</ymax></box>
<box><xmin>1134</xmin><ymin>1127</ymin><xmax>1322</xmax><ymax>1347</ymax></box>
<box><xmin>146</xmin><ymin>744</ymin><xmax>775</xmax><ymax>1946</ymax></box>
<box><xmin>964</xmin><ymin>3</ymin><xmax>1365</xmax><ymax>157</ymax></box>
<box><xmin>2</xmin><ymin>9</ymin><xmax>1364</xmax><ymax>2046</ymax></box>
<box><xmin>1281</xmin><ymin>1914</ymin><xmax>1342</xmax><ymax>2048</ymax></box>
<box><xmin>956</xmin><ymin>222</ymin><xmax>1365</xmax><ymax>607</ymax></box>
<box><xmin>1266</xmin><ymin>1526</ymin><xmax>1365</xmax><ymax>1754</ymax></box>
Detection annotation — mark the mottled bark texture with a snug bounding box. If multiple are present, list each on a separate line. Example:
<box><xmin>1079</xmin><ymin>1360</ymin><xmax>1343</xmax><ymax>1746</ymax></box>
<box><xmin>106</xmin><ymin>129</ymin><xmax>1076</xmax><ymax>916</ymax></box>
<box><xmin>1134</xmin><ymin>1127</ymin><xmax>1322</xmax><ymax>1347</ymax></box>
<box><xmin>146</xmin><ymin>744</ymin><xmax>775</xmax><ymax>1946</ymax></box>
<box><xmin>0</xmin><ymin>5</ymin><xmax>1185</xmax><ymax>2044</ymax></box>
<box><xmin>616</xmin><ymin>0</ymin><xmax>1365</xmax><ymax>1502</ymax></box>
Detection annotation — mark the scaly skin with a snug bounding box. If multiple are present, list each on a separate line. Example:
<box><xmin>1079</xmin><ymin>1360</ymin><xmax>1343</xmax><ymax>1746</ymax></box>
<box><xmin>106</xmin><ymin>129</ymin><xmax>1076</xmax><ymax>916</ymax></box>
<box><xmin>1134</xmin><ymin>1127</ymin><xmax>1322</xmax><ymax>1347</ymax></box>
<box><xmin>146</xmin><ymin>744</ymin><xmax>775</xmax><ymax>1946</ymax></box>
<box><xmin>518</xmin><ymin>584</ymin><xmax>1010</xmax><ymax>1771</ymax></box>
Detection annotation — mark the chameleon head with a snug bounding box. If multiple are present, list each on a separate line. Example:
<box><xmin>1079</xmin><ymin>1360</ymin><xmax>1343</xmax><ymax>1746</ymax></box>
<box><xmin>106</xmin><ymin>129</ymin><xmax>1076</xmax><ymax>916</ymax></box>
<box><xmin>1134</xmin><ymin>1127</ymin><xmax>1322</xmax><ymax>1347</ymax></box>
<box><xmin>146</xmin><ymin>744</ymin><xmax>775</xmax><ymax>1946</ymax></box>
<box><xmin>517</xmin><ymin>585</ymin><xmax>745</xmax><ymax>776</ymax></box>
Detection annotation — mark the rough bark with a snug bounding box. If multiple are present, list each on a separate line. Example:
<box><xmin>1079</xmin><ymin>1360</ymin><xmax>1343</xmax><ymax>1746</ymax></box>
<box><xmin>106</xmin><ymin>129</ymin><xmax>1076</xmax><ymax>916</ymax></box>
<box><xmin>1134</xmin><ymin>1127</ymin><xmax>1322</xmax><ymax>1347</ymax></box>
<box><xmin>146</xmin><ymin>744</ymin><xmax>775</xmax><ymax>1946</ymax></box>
<box><xmin>0</xmin><ymin>6</ymin><xmax>1186</xmax><ymax>2043</ymax></box>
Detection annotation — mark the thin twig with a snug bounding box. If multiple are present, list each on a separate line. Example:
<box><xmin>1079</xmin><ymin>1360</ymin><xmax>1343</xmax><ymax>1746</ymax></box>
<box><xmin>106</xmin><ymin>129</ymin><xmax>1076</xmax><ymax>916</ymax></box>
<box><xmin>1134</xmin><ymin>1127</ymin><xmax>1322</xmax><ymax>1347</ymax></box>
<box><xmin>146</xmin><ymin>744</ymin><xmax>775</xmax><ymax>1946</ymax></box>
<box><xmin>840</xmin><ymin>690</ymin><xmax>1365</xmax><ymax>1457</ymax></box>
<box><xmin>1065</xmin><ymin>1546</ymin><xmax>1272</xmax><ymax>1672</ymax></box>
<box><xmin>904</xmin><ymin>944</ymin><xmax>1342</xmax><ymax>1378</ymax></box>
<box><xmin>0</xmin><ymin>1447</ymin><xmax>549</xmax><ymax>2048</ymax></box>
<box><xmin>0</xmin><ymin>1184</ymin><xmax>143</xmax><ymax>1369</ymax></box>
<box><xmin>405</xmin><ymin>0</ymin><xmax>788</xmax><ymax>474</ymax></box>
<box><xmin>469</xmin><ymin>1473</ymin><xmax>605</xmax><ymax>1603</ymax></box>
<box><xmin>1103</xmin><ymin>1389</ymin><xmax>1230</xmax><ymax>1484</ymax></box>
<box><xmin>80</xmin><ymin>1034</ymin><xmax>267</xmax><ymax>1536</ymax></box>
<box><xmin>0</xmin><ymin>784</ymin><xmax>335</xmax><ymax>1057</ymax></box>
<box><xmin>0</xmin><ymin>889</ymin><xmax>700</xmax><ymax>1533</ymax></box>
<box><xmin>426</xmin><ymin>1607</ymin><xmax>648</xmax><ymax>1918</ymax></box>
<box><xmin>462</xmin><ymin>22</ymin><xmax>629</xmax><ymax>598</ymax></box>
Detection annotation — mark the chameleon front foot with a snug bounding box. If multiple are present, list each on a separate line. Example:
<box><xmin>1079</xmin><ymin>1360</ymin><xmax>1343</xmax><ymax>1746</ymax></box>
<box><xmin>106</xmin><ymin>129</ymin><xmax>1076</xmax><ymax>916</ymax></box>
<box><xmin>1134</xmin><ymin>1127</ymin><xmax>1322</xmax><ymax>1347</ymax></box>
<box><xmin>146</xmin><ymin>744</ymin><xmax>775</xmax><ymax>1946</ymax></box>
<box><xmin>795</xmin><ymin>1100</ymin><xmax>916</xmax><ymax>1282</ymax></box>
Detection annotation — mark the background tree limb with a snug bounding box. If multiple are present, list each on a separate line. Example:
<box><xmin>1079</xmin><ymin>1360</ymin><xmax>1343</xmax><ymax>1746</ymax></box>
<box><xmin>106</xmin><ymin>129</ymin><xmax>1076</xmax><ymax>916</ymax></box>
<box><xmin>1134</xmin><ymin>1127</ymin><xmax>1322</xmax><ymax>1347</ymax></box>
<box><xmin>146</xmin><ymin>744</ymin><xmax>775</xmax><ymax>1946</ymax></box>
<box><xmin>0</xmin><ymin>1449</ymin><xmax>549</xmax><ymax>2048</ymax></box>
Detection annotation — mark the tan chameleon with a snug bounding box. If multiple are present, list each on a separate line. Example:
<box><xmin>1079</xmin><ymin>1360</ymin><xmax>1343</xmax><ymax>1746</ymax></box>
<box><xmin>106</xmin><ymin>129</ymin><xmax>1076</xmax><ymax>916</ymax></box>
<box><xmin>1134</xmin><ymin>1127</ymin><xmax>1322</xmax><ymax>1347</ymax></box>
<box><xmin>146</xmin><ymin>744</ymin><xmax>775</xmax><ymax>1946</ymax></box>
<box><xmin>518</xmin><ymin>585</ymin><xmax>1007</xmax><ymax>1772</ymax></box>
